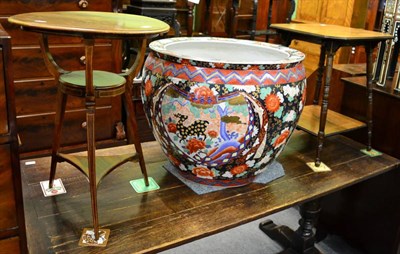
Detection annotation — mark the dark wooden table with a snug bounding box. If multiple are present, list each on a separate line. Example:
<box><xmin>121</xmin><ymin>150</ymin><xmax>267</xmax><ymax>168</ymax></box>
<box><xmin>271</xmin><ymin>23</ymin><xmax>392</xmax><ymax>169</ymax></box>
<box><xmin>21</xmin><ymin>130</ymin><xmax>399</xmax><ymax>253</ymax></box>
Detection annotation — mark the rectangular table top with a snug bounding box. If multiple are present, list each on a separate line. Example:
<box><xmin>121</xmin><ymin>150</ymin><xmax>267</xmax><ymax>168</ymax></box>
<box><xmin>21</xmin><ymin>130</ymin><xmax>399</xmax><ymax>253</ymax></box>
<box><xmin>271</xmin><ymin>23</ymin><xmax>392</xmax><ymax>41</ymax></box>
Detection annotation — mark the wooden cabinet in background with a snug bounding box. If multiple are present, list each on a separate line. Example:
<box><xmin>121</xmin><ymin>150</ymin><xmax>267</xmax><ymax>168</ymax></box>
<box><xmin>195</xmin><ymin>0</ymin><xmax>291</xmax><ymax>38</ymax></box>
<box><xmin>0</xmin><ymin>0</ymin><xmax>127</xmax><ymax>157</ymax></box>
<box><xmin>0</xmin><ymin>24</ymin><xmax>27</xmax><ymax>254</ymax></box>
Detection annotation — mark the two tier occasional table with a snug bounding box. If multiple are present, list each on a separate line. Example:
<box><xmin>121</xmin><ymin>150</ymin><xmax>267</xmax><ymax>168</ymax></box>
<box><xmin>271</xmin><ymin>23</ymin><xmax>392</xmax><ymax>170</ymax></box>
<box><xmin>8</xmin><ymin>11</ymin><xmax>169</xmax><ymax>246</ymax></box>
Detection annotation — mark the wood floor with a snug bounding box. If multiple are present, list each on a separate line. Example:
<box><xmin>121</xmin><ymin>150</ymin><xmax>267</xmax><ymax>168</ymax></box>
<box><xmin>20</xmin><ymin>130</ymin><xmax>399</xmax><ymax>253</ymax></box>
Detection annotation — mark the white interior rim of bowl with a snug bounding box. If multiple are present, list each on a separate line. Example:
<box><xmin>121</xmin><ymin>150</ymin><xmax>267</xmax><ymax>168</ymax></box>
<box><xmin>149</xmin><ymin>37</ymin><xmax>305</xmax><ymax>65</ymax></box>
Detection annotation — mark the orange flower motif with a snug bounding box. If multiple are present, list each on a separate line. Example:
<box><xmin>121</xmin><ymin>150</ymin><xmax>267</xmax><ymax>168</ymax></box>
<box><xmin>273</xmin><ymin>129</ymin><xmax>290</xmax><ymax>147</ymax></box>
<box><xmin>207</xmin><ymin>130</ymin><xmax>218</xmax><ymax>138</ymax></box>
<box><xmin>230</xmin><ymin>164</ymin><xmax>249</xmax><ymax>175</ymax></box>
<box><xmin>265</xmin><ymin>93</ymin><xmax>281</xmax><ymax>112</ymax></box>
<box><xmin>214</xmin><ymin>62</ymin><xmax>225</xmax><ymax>68</ymax></box>
<box><xmin>145</xmin><ymin>79</ymin><xmax>153</xmax><ymax>97</ymax></box>
<box><xmin>186</xmin><ymin>138</ymin><xmax>206</xmax><ymax>153</ymax></box>
<box><xmin>167</xmin><ymin>122</ymin><xmax>177</xmax><ymax>133</ymax></box>
<box><xmin>193</xmin><ymin>167</ymin><xmax>214</xmax><ymax>178</ymax></box>
<box><xmin>180</xmin><ymin>59</ymin><xmax>191</xmax><ymax>66</ymax></box>
<box><xmin>246</xmin><ymin>65</ymin><xmax>260</xmax><ymax>70</ymax></box>
<box><xmin>168</xmin><ymin>154</ymin><xmax>180</xmax><ymax>166</ymax></box>
<box><xmin>193</xmin><ymin>86</ymin><xmax>216</xmax><ymax>104</ymax></box>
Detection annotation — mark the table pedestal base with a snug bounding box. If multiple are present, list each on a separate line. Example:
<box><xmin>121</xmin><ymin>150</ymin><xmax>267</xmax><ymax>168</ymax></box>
<box><xmin>259</xmin><ymin>200</ymin><xmax>322</xmax><ymax>254</ymax></box>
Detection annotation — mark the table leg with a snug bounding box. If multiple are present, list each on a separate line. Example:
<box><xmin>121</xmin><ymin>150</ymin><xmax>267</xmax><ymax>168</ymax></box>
<box><xmin>83</xmin><ymin>38</ymin><xmax>100</xmax><ymax>241</ymax></box>
<box><xmin>365</xmin><ymin>43</ymin><xmax>376</xmax><ymax>152</ymax></box>
<box><xmin>49</xmin><ymin>88</ymin><xmax>67</xmax><ymax>188</ymax></box>
<box><xmin>87</xmin><ymin>104</ymin><xmax>99</xmax><ymax>240</ymax></box>
<box><xmin>204</xmin><ymin>0</ymin><xmax>212</xmax><ymax>35</ymax></box>
<box><xmin>124</xmin><ymin>38</ymin><xmax>149</xmax><ymax>186</ymax></box>
<box><xmin>187</xmin><ymin>2</ymin><xmax>194</xmax><ymax>36</ymax></box>
<box><xmin>315</xmin><ymin>41</ymin><xmax>339</xmax><ymax>167</ymax></box>
<box><xmin>39</xmin><ymin>34</ymin><xmax>69</xmax><ymax>188</ymax></box>
<box><xmin>230</xmin><ymin>0</ymin><xmax>239</xmax><ymax>38</ymax></box>
<box><xmin>123</xmin><ymin>88</ymin><xmax>149</xmax><ymax>186</ymax></box>
<box><xmin>313</xmin><ymin>44</ymin><xmax>326</xmax><ymax>105</ymax></box>
<box><xmin>259</xmin><ymin>200</ymin><xmax>322</xmax><ymax>254</ymax></box>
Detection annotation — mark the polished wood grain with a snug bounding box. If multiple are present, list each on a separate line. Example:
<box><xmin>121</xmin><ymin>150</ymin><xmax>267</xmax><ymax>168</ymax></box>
<box><xmin>333</xmin><ymin>63</ymin><xmax>366</xmax><ymax>76</ymax></box>
<box><xmin>0</xmin><ymin>237</ymin><xmax>20</xmax><ymax>254</ymax></box>
<box><xmin>0</xmin><ymin>145</ymin><xmax>17</xmax><ymax>232</ymax></box>
<box><xmin>0</xmin><ymin>24</ymin><xmax>27</xmax><ymax>253</ymax></box>
<box><xmin>297</xmin><ymin>105</ymin><xmax>366</xmax><ymax>136</ymax></box>
<box><xmin>8</xmin><ymin>11</ymin><xmax>170</xmax><ymax>37</ymax></box>
<box><xmin>11</xmin><ymin>43</ymin><xmax>115</xmax><ymax>80</ymax></box>
<box><xmin>21</xmin><ymin>130</ymin><xmax>399</xmax><ymax>253</ymax></box>
<box><xmin>0</xmin><ymin>48</ymin><xmax>7</xmax><ymax>135</ymax></box>
<box><xmin>320</xmin><ymin>164</ymin><xmax>400</xmax><ymax>254</ymax></box>
<box><xmin>271</xmin><ymin>23</ymin><xmax>392</xmax><ymax>40</ymax></box>
<box><xmin>16</xmin><ymin>107</ymin><xmax>119</xmax><ymax>155</ymax></box>
<box><xmin>341</xmin><ymin>76</ymin><xmax>400</xmax><ymax>159</ymax></box>
<box><xmin>0</xmin><ymin>0</ymin><xmax>112</xmax><ymax>15</ymax></box>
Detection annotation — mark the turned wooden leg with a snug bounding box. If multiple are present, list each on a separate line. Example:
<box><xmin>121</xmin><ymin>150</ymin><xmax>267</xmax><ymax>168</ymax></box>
<box><xmin>365</xmin><ymin>44</ymin><xmax>374</xmax><ymax>152</ymax></box>
<box><xmin>249</xmin><ymin>0</ymin><xmax>258</xmax><ymax>40</ymax></box>
<box><xmin>313</xmin><ymin>44</ymin><xmax>326</xmax><ymax>105</ymax></box>
<box><xmin>49</xmin><ymin>87</ymin><xmax>67</xmax><ymax>188</ymax></box>
<box><xmin>230</xmin><ymin>0</ymin><xmax>239</xmax><ymax>38</ymax></box>
<box><xmin>295</xmin><ymin>201</ymin><xmax>322</xmax><ymax>251</ymax></box>
<box><xmin>187</xmin><ymin>2</ymin><xmax>194</xmax><ymax>37</ymax></box>
<box><xmin>259</xmin><ymin>199</ymin><xmax>322</xmax><ymax>254</ymax></box>
<box><xmin>315</xmin><ymin>42</ymin><xmax>339</xmax><ymax>167</ymax></box>
<box><xmin>205</xmin><ymin>0</ymin><xmax>212</xmax><ymax>35</ymax></box>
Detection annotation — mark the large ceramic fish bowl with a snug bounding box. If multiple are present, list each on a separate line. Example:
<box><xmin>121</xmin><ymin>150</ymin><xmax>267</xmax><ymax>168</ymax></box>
<box><xmin>142</xmin><ymin>37</ymin><xmax>306</xmax><ymax>187</ymax></box>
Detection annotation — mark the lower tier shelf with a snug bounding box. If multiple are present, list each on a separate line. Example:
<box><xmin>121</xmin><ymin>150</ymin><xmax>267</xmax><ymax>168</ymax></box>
<box><xmin>297</xmin><ymin>105</ymin><xmax>366</xmax><ymax>137</ymax></box>
<box><xmin>59</xmin><ymin>152</ymin><xmax>139</xmax><ymax>186</ymax></box>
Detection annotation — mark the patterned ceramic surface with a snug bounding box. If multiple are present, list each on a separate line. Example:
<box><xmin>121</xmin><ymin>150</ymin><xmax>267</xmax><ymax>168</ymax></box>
<box><xmin>142</xmin><ymin>37</ymin><xmax>306</xmax><ymax>186</ymax></box>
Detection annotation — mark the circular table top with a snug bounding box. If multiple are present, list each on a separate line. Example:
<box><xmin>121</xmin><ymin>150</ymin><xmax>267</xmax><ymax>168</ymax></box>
<box><xmin>8</xmin><ymin>11</ymin><xmax>170</xmax><ymax>37</ymax></box>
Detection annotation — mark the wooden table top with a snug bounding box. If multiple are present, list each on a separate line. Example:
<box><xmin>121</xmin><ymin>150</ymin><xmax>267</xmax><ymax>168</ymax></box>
<box><xmin>8</xmin><ymin>11</ymin><xmax>170</xmax><ymax>37</ymax></box>
<box><xmin>271</xmin><ymin>23</ymin><xmax>392</xmax><ymax>41</ymax></box>
<box><xmin>21</xmin><ymin>131</ymin><xmax>399</xmax><ymax>253</ymax></box>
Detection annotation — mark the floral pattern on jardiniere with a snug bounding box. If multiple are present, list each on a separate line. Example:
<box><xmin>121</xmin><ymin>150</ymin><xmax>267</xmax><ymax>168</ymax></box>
<box><xmin>142</xmin><ymin>37</ymin><xmax>306</xmax><ymax>186</ymax></box>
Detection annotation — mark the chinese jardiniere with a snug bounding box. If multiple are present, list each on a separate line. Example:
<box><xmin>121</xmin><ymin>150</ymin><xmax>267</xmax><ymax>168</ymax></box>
<box><xmin>142</xmin><ymin>37</ymin><xmax>306</xmax><ymax>186</ymax></box>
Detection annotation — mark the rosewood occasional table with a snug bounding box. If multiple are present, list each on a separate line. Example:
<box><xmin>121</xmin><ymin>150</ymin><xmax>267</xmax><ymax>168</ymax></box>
<box><xmin>8</xmin><ymin>11</ymin><xmax>169</xmax><ymax>245</ymax></box>
<box><xmin>270</xmin><ymin>23</ymin><xmax>392</xmax><ymax>170</ymax></box>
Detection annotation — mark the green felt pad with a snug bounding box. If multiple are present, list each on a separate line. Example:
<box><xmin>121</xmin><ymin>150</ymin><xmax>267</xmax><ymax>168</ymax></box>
<box><xmin>130</xmin><ymin>177</ymin><xmax>160</xmax><ymax>193</ymax></box>
<box><xmin>60</xmin><ymin>70</ymin><xmax>125</xmax><ymax>88</ymax></box>
<box><xmin>360</xmin><ymin>148</ymin><xmax>383</xmax><ymax>157</ymax></box>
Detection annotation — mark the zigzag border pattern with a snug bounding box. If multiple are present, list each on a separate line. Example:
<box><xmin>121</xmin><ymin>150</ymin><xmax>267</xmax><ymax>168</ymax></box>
<box><xmin>145</xmin><ymin>56</ymin><xmax>306</xmax><ymax>86</ymax></box>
